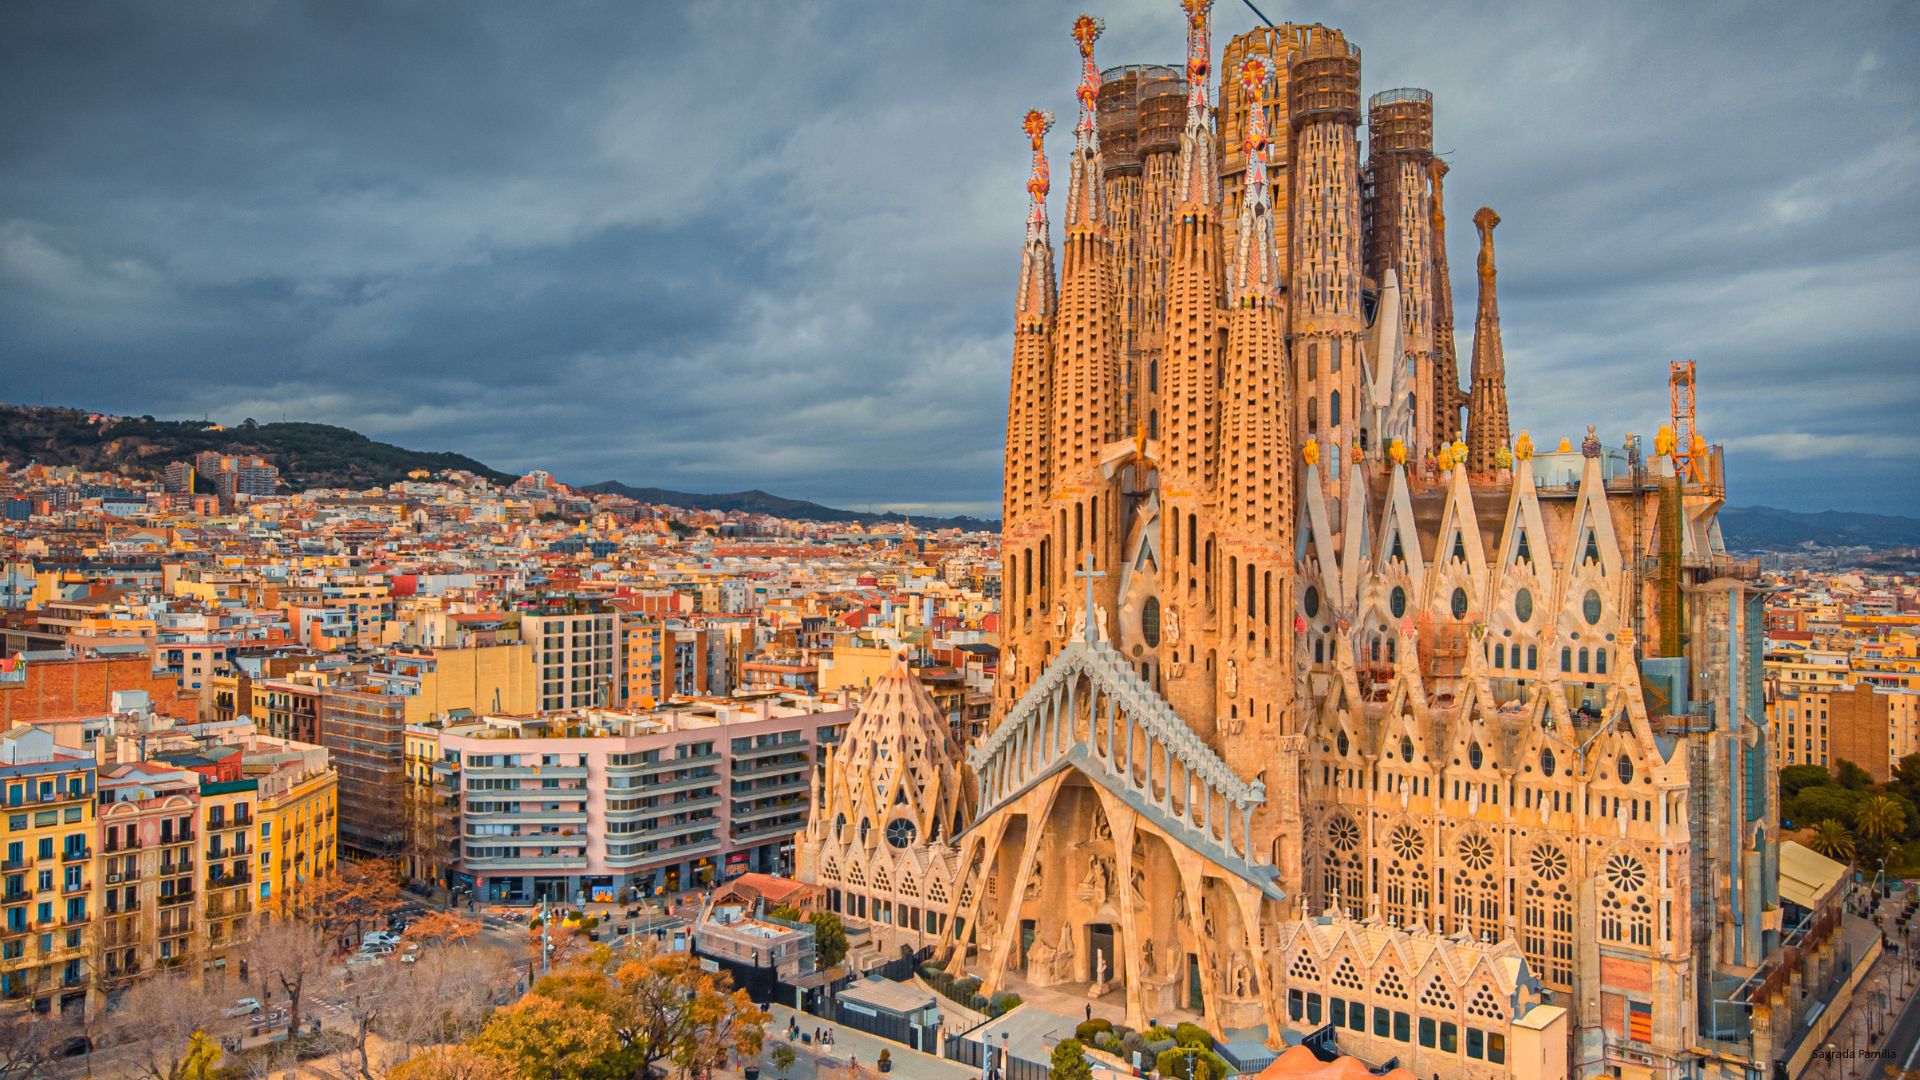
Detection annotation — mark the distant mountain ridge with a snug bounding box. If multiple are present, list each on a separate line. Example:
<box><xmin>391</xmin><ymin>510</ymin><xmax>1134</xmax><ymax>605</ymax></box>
<box><xmin>0</xmin><ymin>404</ymin><xmax>511</xmax><ymax>489</ymax></box>
<box><xmin>1717</xmin><ymin>505</ymin><xmax>1920</xmax><ymax>551</ymax></box>
<box><xmin>10</xmin><ymin>402</ymin><xmax>1911</xmax><ymax>543</ymax></box>
<box><xmin>580</xmin><ymin>481</ymin><xmax>996</xmax><ymax>532</ymax></box>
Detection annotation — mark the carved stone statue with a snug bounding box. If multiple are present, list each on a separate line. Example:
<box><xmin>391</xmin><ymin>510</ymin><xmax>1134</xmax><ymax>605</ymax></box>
<box><xmin>1094</xmin><ymin>948</ymin><xmax>1109</xmax><ymax>987</ymax></box>
<box><xmin>1141</xmin><ymin>938</ymin><xmax>1157</xmax><ymax>977</ymax></box>
<box><xmin>1053</xmin><ymin>922</ymin><xmax>1077</xmax><ymax>982</ymax></box>
<box><xmin>1224</xmin><ymin>658</ymin><xmax>1239</xmax><ymax>699</ymax></box>
<box><xmin>1025</xmin><ymin>856</ymin><xmax>1045</xmax><ymax>901</ymax></box>
<box><xmin>1081</xmin><ymin>854</ymin><xmax>1114</xmax><ymax>906</ymax></box>
<box><xmin>1165</xmin><ymin>605</ymin><xmax>1181</xmax><ymax>644</ymax></box>
<box><xmin>1227</xmin><ymin>951</ymin><xmax>1252</xmax><ymax>998</ymax></box>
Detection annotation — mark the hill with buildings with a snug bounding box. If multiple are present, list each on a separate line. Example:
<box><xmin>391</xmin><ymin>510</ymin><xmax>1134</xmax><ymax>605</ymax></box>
<box><xmin>1719</xmin><ymin>505</ymin><xmax>1920</xmax><ymax>551</ymax></box>
<box><xmin>0</xmin><ymin>403</ymin><xmax>513</xmax><ymax>489</ymax></box>
<box><xmin>580</xmin><ymin>481</ymin><xmax>996</xmax><ymax>532</ymax></box>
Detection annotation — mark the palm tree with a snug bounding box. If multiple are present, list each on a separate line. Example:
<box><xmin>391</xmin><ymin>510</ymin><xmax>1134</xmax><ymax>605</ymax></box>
<box><xmin>1854</xmin><ymin>795</ymin><xmax>1904</xmax><ymax>845</ymax></box>
<box><xmin>1810</xmin><ymin>820</ymin><xmax>1855</xmax><ymax>863</ymax></box>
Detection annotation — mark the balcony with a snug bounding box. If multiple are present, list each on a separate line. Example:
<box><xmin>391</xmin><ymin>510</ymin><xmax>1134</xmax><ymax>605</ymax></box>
<box><xmin>461</xmin><ymin>854</ymin><xmax>589</xmax><ymax>871</ymax></box>
<box><xmin>160</xmin><ymin>859</ymin><xmax>195</xmax><ymax>877</ymax></box>
<box><xmin>634</xmin><ymin>818</ymin><xmax>720</xmax><ymax>843</ymax></box>
<box><xmin>160</xmin><ymin>829</ymin><xmax>196</xmax><ymax>846</ymax></box>
<box><xmin>105</xmin><ymin>901</ymin><xmax>141</xmax><ymax>916</ymax></box>
<box><xmin>159</xmin><ymin>890</ymin><xmax>195</xmax><ymax>907</ymax></box>
<box><xmin>106</xmin><ymin>869</ymin><xmax>141</xmax><ymax>884</ymax></box>
<box><xmin>208</xmin><ymin>870</ymin><xmax>253</xmax><ymax>890</ymax></box>
<box><xmin>730</xmin><ymin>798</ymin><xmax>807</xmax><ymax>824</ymax></box>
<box><xmin>608</xmin><ymin>774</ymin><xmax>719</xmax><ymax>800</ymax></box>
<box><xmin>732</xmin><ymin>818</ymin><xmax>805</xmax><ymax>843</ymax></box>
<box><xmin>0</xmin><ymin>857</ymin><xmax>29</xmax><ymax>872</ymax></box>
<box><xmin>463</xmin><ymin>764</ymin><xmax>589</xmax><ymax>780</ymax></box>
<box><xmin>607</xmin><ymin>793</ymin><xmax>724</xmax><ymax>822</ymax></box>
<box><xmin>462</xmin><ymin>808</ymin><xmax>589</xmax><ymax>825</ymax></box>
<box><xmin>607</xmin><ymin>752</ymin><xmax>721</xmax><ymax>777</ymax></box>
<box><xmin>104</xmin><ymin>837</ymin><xmax>143</xmax><ymax>854</ymax></box>
<box><xmin>730</xmin><ymin>741</ymin><xmax>807</xmax><ymax>761</ymax></box>
<box><xmin>61</xmin><ymin>848</ymin><xmax>92</xmax><ymax>863</ymax></box>
<box><xmin>61</xmin><ymin>879</ymin><xmax>88</xmax><ymax>896</ymax></box>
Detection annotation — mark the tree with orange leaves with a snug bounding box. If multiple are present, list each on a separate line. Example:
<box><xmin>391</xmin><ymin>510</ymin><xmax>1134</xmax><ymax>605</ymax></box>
<box><xmin>387</xmin><ymin>1046</ymin><xmax>519</xmax><ymax>1080</ymax></box>
<box><xmin>403</xmin><ymin>909</ymin><xmax>479</xmax><ymax>946</ymax></box>
<box><xmin>469</xmin><ymin>994</ymin><xmax>625</xmax><ymax>1080</ymax></box>
<box><xmin>293</xmin><ymin>858</ymin><xmax>407</xmax><ymax>944</ymax></box>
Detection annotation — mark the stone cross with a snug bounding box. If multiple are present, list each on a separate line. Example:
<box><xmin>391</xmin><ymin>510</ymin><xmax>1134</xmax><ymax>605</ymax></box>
<box><xmin>1075</xmin><ymin>552</ymin><xmax>1105</xmax><ymax>644</ymax></box>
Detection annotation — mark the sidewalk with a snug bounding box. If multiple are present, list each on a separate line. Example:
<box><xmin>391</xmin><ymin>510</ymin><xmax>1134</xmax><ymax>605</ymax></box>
<box><xmin>765</xmin><ymin>1003</ymin><xmax>974</xmax><ymax>1079</ymax></box>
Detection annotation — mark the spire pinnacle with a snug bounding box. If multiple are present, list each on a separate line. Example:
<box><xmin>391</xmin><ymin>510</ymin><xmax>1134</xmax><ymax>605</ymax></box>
<box><xmin>1015</xmin><ymin>109</ymin><xmax>1056</xmax><ymax>326</ymax></box>
<box><xmin>1023</xmin><ymin>108</ymin><xmax>1054</xmax><ymax>244</ymax></box>
<box><xmin>1230</xmin><ymin>56</ymin><xmax>1279</xmax><ymax>305</ymax></box>
<box><xmin>1464</xmin><ymin>206</ymin><xmax>1511</xmax><ymax>473</ymax></box>
<box><xmin>1064</xmin><ymin>15</ymin><xmax>1106</xmax><ymax>232</ymax></box>
<box><xmin>1175</xmin><ymin>0</ymin><xmax>1220</xmax><ymax>210</ymax></box>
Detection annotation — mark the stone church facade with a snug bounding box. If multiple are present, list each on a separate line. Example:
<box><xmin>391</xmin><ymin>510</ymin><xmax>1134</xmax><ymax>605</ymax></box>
<box><xmin>803</xmin><ymin>5</ymin><xmax>1792</xmax><ymax>1078</ymax></box>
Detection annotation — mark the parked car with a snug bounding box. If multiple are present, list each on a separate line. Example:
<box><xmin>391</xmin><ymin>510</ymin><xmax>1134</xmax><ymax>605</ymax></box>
<box><xmin>224</xmin><ymin>997</ymin><xmax>263</xmax><ymax>1018</ymax></box>
<box><xmin>362</xmin><ymin>931</ymin><xmax>401</xmax><ymax>948</ymax></box>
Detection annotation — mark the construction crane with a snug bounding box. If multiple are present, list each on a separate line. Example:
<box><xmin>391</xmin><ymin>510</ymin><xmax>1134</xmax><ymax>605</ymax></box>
<box><xmin>1669</xmin><ymin>360</ymin><xmax>1700</xmax><ymax>483</ymax></box>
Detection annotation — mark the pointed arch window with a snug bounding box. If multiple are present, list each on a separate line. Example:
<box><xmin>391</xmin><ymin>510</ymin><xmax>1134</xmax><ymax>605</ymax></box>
<box><xmin>1330</xmin><ymin>390</ymin><xmax>1342</xmax><ymax>426</ymax></box>
<box><xmin>1583</xmin><ymin>530</ymin><xmax>1601</xmax><ymax>565</ymax></box>
<box><xmin>1596</xmin><ymin>648</ymin><xmax>1608</xmax><ymax>675</ymax></box>
<box><xmin>1451</xmin><ymin>531</ymin><xmax>1467</xmax><ymax>563</ymax></box>
<box><xmin>1514</xmin><ymin>529</ymin><xmax>1531</xmax><ymax>564</ymax></box>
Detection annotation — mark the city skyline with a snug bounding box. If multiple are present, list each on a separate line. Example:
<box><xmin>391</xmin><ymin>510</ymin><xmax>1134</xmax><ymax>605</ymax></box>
<box><xmin>2</xmin><ymin>0</ymin><xmax>1916</xmax><ymax>516</ymax></box>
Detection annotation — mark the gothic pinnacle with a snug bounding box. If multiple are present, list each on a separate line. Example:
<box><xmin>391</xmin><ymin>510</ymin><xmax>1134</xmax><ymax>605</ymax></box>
<box><xmin>1065</xmin><ymin>15</ymin><xmax>1106</xmax><ymax>232</ymax></box>
<box><xmin>1465</xmin><ymin>205</ymin><xmax>1511</xmax><ymax>474</ymax></box>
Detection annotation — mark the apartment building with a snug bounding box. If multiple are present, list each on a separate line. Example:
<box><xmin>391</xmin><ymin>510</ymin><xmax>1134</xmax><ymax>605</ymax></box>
<box><xmin>419</xmin><ymin>694</ymin><xmax>849</xmax><ymax>905</ymax></box>
<box><xmin>524</xmin><ymin>608</ymin><xmax>618</xmax><ymax>712</ymax></box>
<box><xmin>1</xmin><ymin>727</ymin><xmax>98</xmax><ymax>1017</ymax></box>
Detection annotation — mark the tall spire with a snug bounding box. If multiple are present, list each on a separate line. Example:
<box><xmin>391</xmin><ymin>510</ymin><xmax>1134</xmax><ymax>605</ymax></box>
<box><xmin>1018</xmin><ymin>108</ymin><xmax>1056</xmax><ymax>323</ymax></box>
<box><xmin>1174</xmin><ymin>0</ymin><xmax>1219</xmax><ymax>210</ymax></box>
<box><xmin>1464</xmin><ymin>205</ymin><xmax>1511</xmax><ymax>474</ymax></box>
<box><xmin>1065</xmin><ymin>15</ymin><xmax>1106</xmax><ymax>232</ymax></box>
<box><xmin>1229</xmin><ymin>57</ymin><xmax>1279</xmax><ymax>306</ymax></box>
<box><xmin>1050</xmin><ymin>15</ymin><xmax>1123</xmax><ymax>479</ymax></box>
<box><xmin>1428</xmin><ymin>157</ymin><xmax>1464</xmax><ymax>445</ymax></box>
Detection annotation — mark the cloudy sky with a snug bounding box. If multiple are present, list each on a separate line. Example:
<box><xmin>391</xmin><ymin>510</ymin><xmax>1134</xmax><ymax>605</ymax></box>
<box><xmin>2</xmin><ymin>0</ymin><xmax>1916</xmax><ymax>517</ymax></box>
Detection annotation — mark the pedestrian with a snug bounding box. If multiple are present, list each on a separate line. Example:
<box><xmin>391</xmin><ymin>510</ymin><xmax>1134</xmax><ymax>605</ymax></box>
<box><xmin>1086</xmin><ymin>1003</ymin><xmax>1093</xmax><ymax>1022</ymax></box>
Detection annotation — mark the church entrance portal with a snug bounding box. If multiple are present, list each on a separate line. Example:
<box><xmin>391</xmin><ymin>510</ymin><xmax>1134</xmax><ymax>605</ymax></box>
<box><xmin>1087</xmin><ymin>923</ymin><xmax>1115</xmax><ymax>984</ymax></box>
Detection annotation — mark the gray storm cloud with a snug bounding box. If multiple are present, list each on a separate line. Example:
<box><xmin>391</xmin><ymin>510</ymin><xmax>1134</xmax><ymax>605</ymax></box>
<box><xmin>1</xmin><ymin>0</ymin><xmax>1915</xmax><ymax>515</ymax></box>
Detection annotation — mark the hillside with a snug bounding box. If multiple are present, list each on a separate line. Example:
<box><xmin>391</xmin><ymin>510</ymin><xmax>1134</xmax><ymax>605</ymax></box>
<box><xmin>1719</xmin><ymin>505</ymin><xmax>1920</xmax><ymax>552</ymax></box>
<box><xmin>0</xmin><ymin>404</ymin><xmax>512</xmax><ymax>489</ymax></box>
<box><xmin>581</xmin><ymin>481</ymin><xmax>997</xmax><ymax>532</ymax></box>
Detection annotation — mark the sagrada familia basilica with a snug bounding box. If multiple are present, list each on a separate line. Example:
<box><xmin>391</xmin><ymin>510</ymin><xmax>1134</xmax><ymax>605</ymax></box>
<box><xmin>801</xmin><ymin>4</ymin><xmax>1814</xmax><ymax>1078</ymax></box>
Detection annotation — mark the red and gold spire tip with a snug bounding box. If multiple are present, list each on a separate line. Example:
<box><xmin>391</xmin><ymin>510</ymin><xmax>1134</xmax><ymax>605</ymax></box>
<box><xmin>1072</xmin><ymin>13</ymin><xmax>1104</xmax><ymax>58</ymax></box>
<box><xmin>1239</xmin><ymin>57</ymin><xmax>1268</xmax><ymax>159</ymax></box>
<box><xmin>1023</xmin><ymin>109</ymin><xmax>1055</xmax><ymax>204</ymax></box>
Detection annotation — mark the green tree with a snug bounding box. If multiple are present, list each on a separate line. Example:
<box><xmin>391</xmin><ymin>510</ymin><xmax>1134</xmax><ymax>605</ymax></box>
<box><xmin>1809</xmin><ymin>820</ymin><xmax>1855</xmax><ymax>863</ymax></box>
<box><xmin>1836</xmin><ymin>759</ymin><xmax>1875</xmax><ymax>791</ymax></box>
<box><xmin>1050</xmin><ymin>1037</ymin><xmax>1094</xmax><ymax>1080</ymax></box>
<box><xmin>1780</xmin><ymin>764</ymin><xmax>1835</xmax><ymax>803</ymax></box>
<box><xmin>181</xmin><ymin>1032</ymin><xmax>222</xmax><ymax>1080</ymax></box>
<box><xmin>1788</xmin><ymin>785</ymin><xmax>1864</xmax><ymax>829</ymax></box>
<box><xmin>1856</xmin><ymin>794</ymin><xmax>1904</xmax><ymax>844</ymax></box>
<box><xmin>769</xmin><ymin>1044</ymin><xmax>798</xmax><ymax>1078</ymax></box>
<box><xmin>808</xmin><ymin>911</ymin><xmax>849</xmax><ymax>969</ymax></box>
